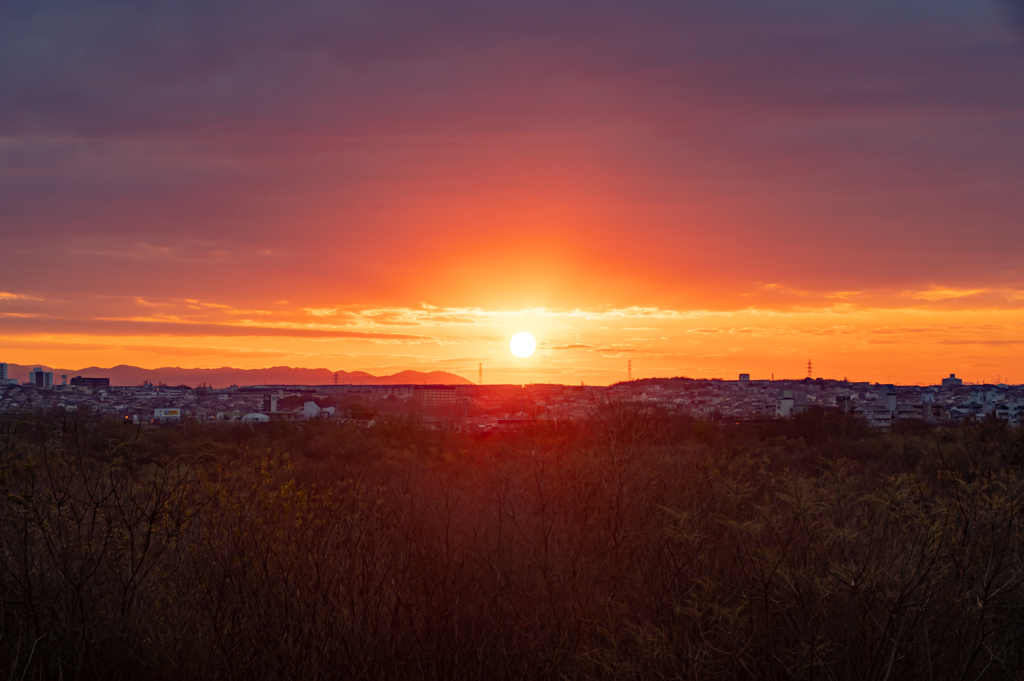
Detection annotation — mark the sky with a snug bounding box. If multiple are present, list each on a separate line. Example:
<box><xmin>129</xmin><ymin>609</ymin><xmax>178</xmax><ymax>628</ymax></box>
<box><xmin>2</xmin><ymin>0</ymin><xmax>1024</xmax><ymax>385</ymax></box>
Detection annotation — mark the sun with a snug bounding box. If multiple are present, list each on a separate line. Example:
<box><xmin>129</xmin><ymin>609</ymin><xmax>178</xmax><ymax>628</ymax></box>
<box><xmin>510</xmin><ymin>332</ymin><xmax>536</xmax><ymax>358</ymax></box>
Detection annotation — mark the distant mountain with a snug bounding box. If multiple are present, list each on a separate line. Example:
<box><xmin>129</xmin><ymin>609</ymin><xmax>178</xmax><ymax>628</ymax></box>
<box><xmin>0</xmin><ymin>363</ymin><xmax>472</xmax><ymax>388</ymax></box>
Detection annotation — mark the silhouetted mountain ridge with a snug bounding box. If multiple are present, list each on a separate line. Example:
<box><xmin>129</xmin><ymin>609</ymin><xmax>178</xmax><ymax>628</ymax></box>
<box><xmin>1</xmin><ymin>363</ymin><xmax>471</xmax><ymax>388</ymax></box>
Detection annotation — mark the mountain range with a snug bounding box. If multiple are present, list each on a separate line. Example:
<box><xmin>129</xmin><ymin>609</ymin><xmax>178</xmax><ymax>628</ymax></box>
<box><xmin>1</xmin><ymin>363</ymin><xmax>472</xmax><ymax>388</ymax></box>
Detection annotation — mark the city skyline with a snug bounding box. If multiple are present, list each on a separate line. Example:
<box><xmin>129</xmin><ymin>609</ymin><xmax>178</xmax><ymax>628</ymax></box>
<box><xmin>0</xmin><ymin>359</ymin><xmax>1005</xmax><ymax>390</ymax></box>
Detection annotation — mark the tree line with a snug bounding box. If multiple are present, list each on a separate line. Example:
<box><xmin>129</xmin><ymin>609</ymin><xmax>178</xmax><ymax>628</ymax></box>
<box><xmin>1</xmin><ymin>405</ymin><xmax>1023</xmax><ymax>679</ymax></box>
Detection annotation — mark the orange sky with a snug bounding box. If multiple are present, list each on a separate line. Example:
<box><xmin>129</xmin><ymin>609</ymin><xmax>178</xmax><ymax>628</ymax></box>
<box><xmin>2</xmin><ymin>1</ymin><xmax>1024</xmax><ymax>384</ymax></box>
<box><xmin>3</xmin><ymin>293</ymin><xmax>1023</xmax><ymax>385</ymax></box>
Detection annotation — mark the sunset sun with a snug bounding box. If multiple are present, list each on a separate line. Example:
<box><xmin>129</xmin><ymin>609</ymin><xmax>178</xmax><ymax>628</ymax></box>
<box><xmin>510</xmin><ymin>332</ymin><xmax>536</xmax><ymax>358</ymax></box>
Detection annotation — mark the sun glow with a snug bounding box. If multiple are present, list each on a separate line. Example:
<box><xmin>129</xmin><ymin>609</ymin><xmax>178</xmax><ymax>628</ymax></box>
<box><xmin>510</xmin><ymin>332</ymin><xmax>536</xmax><ymax>358</ymax></box>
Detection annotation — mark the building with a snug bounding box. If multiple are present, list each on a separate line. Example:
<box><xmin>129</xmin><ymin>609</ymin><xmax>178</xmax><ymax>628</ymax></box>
<box><xmin>920</xmin><ymin>393</ymin><xmax>945</xmax><ymax>421</ymax></box>
<box><xmin>28</xmin><ymin>367</ymin><xmax>53</xmax><ymax>388</ymax></box>
<box><xmin>880</xmin><ymin>385</ymin><xmax>897</xmax><ymax>412</ymax></box>
<box><xmin>417</xmin><ymin>385</ymin><xmax>459</xmax><ymax>407</ymax></box>
<box><xmin>777</xmin><ymin>390</ymin><xmax>794</xmax><ymax>417</ymax></box>
<box><xmin>301</xmin><ymin>401</ymin><xmax>335</xmax><ymax>419</ymax></box>
<box><xmin>994</xmin><ymin>402</ymin><xmax>1024</xmax><ymax>426</ymax></box>
<box><xmin>853</xmin><ymin>403</ymin><xmax>895</xmax><ymax>430</ymax></box>
<box><xmin>942</xmin><ymin>374</ymin><xmax>963</xmax><ymax>388</ymax></box>
<box><xmin>738</xmin><ymin>374</ymin><xmax>750</xmax><ymax>383</ymax></box>
<box><xmin>70</xmin><ymin>376</ymin><xmax>110</xmax><ymax>390</ymax></box>
<box><xmin>153</xmin><ymin>408</ymin><xmax>181</xmax><ymax>421</ymax></box>
<box><xmin>849</xmin><ymin>385</ymin><xmax>905</xmax><ymax>430</ymax></box>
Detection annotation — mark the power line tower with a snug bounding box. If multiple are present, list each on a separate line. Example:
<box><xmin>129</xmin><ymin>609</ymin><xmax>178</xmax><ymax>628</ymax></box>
<box><xmin>478</xmin><ymin>363</ymin><xmax>483</xmax><ymax>385</ymax></box>
<box><xmin>333</xmin><ymin>371</ymin><xmax>338</xmax><ymax>385</ymax></box>
<box><xmin>628</xmin><ymin>359</ymin><xmax>632</xmax><ymax>382</ymax></box>
<box><xmin>807</xmin><ymin>359</ymin><xmax>813</xmax><ymax>379</ymax></box>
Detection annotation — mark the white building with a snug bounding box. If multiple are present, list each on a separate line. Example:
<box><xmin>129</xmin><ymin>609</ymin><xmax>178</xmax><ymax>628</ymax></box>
<box><xmin>777</xmin><ymin>391</ymin><xmax>794</xmax><ymax>417</ymax></box>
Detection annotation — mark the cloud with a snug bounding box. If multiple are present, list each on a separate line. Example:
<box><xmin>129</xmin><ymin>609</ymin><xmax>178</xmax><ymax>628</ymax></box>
<box><xmin>1</xmin><ymin>0</ymin><xmax>1023</xmax><ymax>382</ymax></box>
<box><xmin>938</xmin><ymin>339</ymin><xmax>1024</xmax><ymax>346</ymax></box>
<box><xmin>904</xmin><ymin>287</ymin><xmax>991</xmax><ymax>301</ymax></box>
<box><xmin>0</xmin><ymin>315</ymin><xmax>429</xmax><ymax>340</ymax></box>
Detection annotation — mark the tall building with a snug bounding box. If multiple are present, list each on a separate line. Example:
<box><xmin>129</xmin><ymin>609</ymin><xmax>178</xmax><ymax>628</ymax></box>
<box><xmin>0</xmin><ymin>363</ymin><xmax>15</xmax><ymax>386</ymax></box>
<box><xmin>29</xmin><ymin>367</ymin><xmax>53</xmax><ymax>388</ymax></box>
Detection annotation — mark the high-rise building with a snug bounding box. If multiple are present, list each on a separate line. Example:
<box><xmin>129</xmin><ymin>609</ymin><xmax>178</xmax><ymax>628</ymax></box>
<box><xmin>29</xmin><ymin>367</ymin><xmax>53</xmax><ymax>388</ymax></box>
<box><xmin>0</xmin><ymin>363</ymin><xmax>6</xmax><ymax>381</ymax></box>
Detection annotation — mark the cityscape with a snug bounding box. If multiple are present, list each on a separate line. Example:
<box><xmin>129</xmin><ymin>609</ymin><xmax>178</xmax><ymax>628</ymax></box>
<box><xmin>3</xmin><ymin>360</ymin><xmax>1019</xmax><ymax>430</ymax></box>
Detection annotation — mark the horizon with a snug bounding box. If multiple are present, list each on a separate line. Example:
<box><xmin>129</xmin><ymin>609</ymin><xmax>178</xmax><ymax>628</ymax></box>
<box><xmin>3</xmin><ymin>1</ymin><xmax>1024</xmax><ymax>384</ymax></box>
<box><xmin>0</xmin><ymin>360</ymin><xmax>1003</xmax><ymax>389</ymax></box>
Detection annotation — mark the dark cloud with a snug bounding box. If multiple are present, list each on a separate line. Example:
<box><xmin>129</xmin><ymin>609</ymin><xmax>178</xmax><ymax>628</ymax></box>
<box><xmin>1</xmin><ymin>0</ymin><xmax>1023</xmax><ymax>310</ymax></box>
<box><xmin>2</xmin><ymin>0</ymin><xmax>1019</xmax><ymax>136</ymax></box>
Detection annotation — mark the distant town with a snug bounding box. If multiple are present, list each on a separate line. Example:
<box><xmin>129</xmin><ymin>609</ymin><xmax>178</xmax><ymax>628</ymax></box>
<box><xmin>1</xmin><ymin>362</ymin><xmax>1018</xmax><ymax>430</ymax></box>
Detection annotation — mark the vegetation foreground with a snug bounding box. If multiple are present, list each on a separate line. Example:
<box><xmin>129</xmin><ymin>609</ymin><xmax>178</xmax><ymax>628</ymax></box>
<box><xmin>2</xmin><ymin>406</ymin><xmax>1024</xmax><ymax>680</ymax></box>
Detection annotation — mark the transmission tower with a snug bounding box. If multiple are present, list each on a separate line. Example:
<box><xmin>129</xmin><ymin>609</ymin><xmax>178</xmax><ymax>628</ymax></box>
<box><xmin>478</xmin><ymin>363</ymin><xmax>483</xmax><ymax>385</ymax></box>
<box><xmin>807</xmin><ymin>359</ymin><xmax>813</xmax><ymax>379</ymax></box>
<box><xmin>333</xmin><ymin>371</ymin><xmax>338</xmax><ymax>385</ymax></box>
<box><xmin>628</xmin><ymin>359</ymin><xmax>632</xmax><ymax>382</ymax></box>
